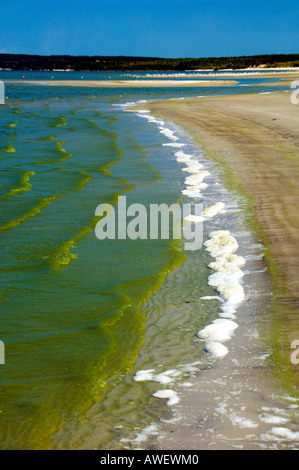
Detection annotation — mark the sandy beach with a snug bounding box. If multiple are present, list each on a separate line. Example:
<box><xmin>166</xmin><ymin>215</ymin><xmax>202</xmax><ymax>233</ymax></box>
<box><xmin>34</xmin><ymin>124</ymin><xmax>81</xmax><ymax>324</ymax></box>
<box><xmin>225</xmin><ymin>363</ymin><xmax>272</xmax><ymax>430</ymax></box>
<box><xmin>132</xmin><ymin>91</ymin><xmax>299</xmax><ymax>449</ymax></box>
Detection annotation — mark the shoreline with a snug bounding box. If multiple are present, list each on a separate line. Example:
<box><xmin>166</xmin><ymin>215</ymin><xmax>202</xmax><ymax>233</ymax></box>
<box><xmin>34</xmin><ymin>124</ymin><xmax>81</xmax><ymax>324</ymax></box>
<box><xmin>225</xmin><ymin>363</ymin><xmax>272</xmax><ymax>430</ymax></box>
<box><xmin>131</xmin><ymin>91</ymin><xmax>299</xmax><ymax>448</ymax></box>
<box><xmin>133</xmin><ymin>91</ymin><xmax>299</xmax><ymax>307</ymax></box>
<box><xmin>116</xmin><ymin>114</ymin><xmax>280</xmax><ymax>450</ymax></box>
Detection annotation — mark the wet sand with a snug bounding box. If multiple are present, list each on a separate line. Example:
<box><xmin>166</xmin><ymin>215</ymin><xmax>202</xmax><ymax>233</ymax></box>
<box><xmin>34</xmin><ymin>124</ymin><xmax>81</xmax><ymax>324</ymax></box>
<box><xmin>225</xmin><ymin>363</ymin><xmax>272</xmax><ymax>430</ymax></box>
<box><xmin>132</xmin><ymin>91</ymin><xmax>299</xmax><ymax>449</ymax></box>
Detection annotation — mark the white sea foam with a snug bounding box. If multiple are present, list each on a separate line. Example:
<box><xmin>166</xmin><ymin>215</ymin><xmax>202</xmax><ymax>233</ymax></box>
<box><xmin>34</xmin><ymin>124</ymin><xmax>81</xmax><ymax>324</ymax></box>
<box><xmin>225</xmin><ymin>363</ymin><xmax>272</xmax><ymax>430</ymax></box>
<box><xmin>245</xmin><ymin>253</ymin><xmax>264</xmax><ymax>261</ymax></box>
<box><xmin>133</xmin><ymin>363</ymin><xmax>200</xmax><ymax>390</ymax></box>
<box><xmin>184</xmin><ymin>171</ymin><xmax>210</xmax><ymax>186</ymax></box>
<box><xmin>282</xmin><ymin>396</ymin><xmax>298</xmax><ymax>403</ymax></box>
<box><xmin>181</xmin><ymin>188</ymin><xmax>203</xmax><ymax>199</ymax></box>
<box><xmin>230</xmin><ymin>414</ymin><xmax>259</xmax><ymax>429</ymax></box>
<box><xmin>184</xmin><ymin>181</ymin><xmax>208</xmax><ymax>192</ymax></box>
<box><xmin>261</xmin><ymin>406</ymin><xmax>288</xmax><ymax>414</ymax></box>
<box><xmin>158</xmin><ymin>127</ymin><xmax>178</xmax><ymax>140</ymax></box>
<box><xmin>162</xmin><ymin>142</ymin><xmax>186</xmax><ymax>147</ymax></box>
<box><xmin>208</xmin><ymin>260</ymin><xmax>243</xmax><ymax>274</ymax></box>
<box><xmin>120</xmin><ymin>423</ymin><xmax>161</xmax><ymax>447</ymax></box>
<box><xmin>138</xmin><ymin>114</ymin><xmax>164</xmax><ymax>125</ymax></box>
<box><xmin>181</xmin><ymin>168</ymin><xmax>210</xmax><ymax>199</ymax></box>
<box><xmin>199</xmin><ymin>228</ymin><xmax>246</xmax><ymax>357</ymax></box>
<box><xmin>152</xmin><ymin>390</ymin><xmax>180</xmax><ymax>405</ymax></box>
<box><xmin>208</xmin><ymin>254</ymin><xmax>245</xmax><ymax>271</ymax></box>
<box><xmin>197</xmin><ymin>319</ymin><xmax>238</xmax><ymax>343</ymax></box>
<box><xmin>219</xmin><ymin>303</ymin><xmax>238</xmax><ymax>319</ymax></box>
<box><xmin>133</xmin><ymin>369</ymin><xmax>180</xmax><ymax>385</ymax></box>
<box><xmin>181</xmin><ymin>161</ymin><xmax>204</xmax><ymax>173</ymax></box>
<box><xmin>203</xmin><ymin>202</ymin><xmax>226</xmax><ymax>218</ymax></box>
<box><xmin>258</xmin><ymin>413</ymin><xmax>289</xmax><ymax>425</ymax></box>
<box><xmin>175</xmin><ymin>151</ymin><xmax>193</xmax><ymax>163</ymax></box>
<box><xmin>197</xmin><ymin>183</ymin><xmax>208</xmax><ymax>191</ymax></box>
<box><xmin>208</xmin><ymin>269</ymin><xmax>244</xmax><ymax>288</ymax></box>
<box><xmin>184</xmin><ymin>214</ymin><xmax>205</xmax><ymax>223</ymax></box>
<box><xmin>204</xmin><ymin>340</ymin><xmax>229</xmax><ymax>358</ymax></box>
<box><xmin>263</xmin><ymin>427</ymin><xmax>299</xmax><ymax>440</ymax></box>
<box><xmin>199</xmin><ymin>295</ymin><xmax>223</xmax><ymax>301</ymax></box>
<box><xmin>183</xmin><ymin>202</ymin><xmax>225</xmax><ymax>224</ymax></box>
<box><xmin>219</xmin><ymin>311</ymin><xmax>237</xmax><ymax>320</ymax></box>
<box><xmin>180</xmin><ymin>382</ymin><xmax>193</xmax><ymax>387</ymax></box>
<box><xmin>217</xmin><ymin>284</ymin><xmax>245</xmax><ymax>305</ymax></box>
<box><xmin>204</xmin><ymin>230</ymin><xmax>239</xmax><ymax>258</ymax></box>
<box><xmin>133</xmin><ymin>369</ymin><xmax>156</xmax><ymax>382</ymax></box>
<box><xmin>113</xmin><ymin>101</ymin><xmax>137</xmax><ymax>108</ymax></box>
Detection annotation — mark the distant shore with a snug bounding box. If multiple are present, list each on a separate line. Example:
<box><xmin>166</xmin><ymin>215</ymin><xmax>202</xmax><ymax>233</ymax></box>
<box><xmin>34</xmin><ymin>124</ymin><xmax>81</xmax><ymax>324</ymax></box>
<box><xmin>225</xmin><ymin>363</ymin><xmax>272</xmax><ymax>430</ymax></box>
<box><xmin>2</xmin><ymin>69</ymin><xmax>299</xmax><ymax>88</ymax></box>
<box><xmin>1</xmin><ymin>52</ymin><xmax>299</xmax><ymax>73</ymax></box>
<box><xmin>3</xmin><ymin>79</ymin><xmax>239</xmax><ymax>87</ymax></box>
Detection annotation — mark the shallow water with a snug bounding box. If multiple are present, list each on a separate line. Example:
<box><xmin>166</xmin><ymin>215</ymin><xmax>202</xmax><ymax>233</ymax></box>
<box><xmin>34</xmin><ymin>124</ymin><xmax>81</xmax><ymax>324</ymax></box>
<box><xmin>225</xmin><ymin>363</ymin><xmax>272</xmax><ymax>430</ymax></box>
<box><xmin>0</xmin><ymin>71</ymin><xmax>296</xmax><ymax>449</ymax></box>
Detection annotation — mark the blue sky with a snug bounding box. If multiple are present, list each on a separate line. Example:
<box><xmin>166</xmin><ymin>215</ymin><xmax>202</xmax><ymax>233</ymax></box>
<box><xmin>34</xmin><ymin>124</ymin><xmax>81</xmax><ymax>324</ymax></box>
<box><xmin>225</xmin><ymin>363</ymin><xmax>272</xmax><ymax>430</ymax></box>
<box><xmin>0</xmin><ymin>0</ymin><xmax>298</xmax><ymax>57</ymax></box>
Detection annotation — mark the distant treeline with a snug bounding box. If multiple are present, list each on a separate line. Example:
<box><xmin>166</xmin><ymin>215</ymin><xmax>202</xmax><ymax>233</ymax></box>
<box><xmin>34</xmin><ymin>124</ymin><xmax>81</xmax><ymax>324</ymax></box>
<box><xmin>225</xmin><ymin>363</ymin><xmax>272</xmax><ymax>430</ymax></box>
<box><xmin>0</xmin><ymin>53</ymin><xmax>299</xmax><ymax>71</ymax></box>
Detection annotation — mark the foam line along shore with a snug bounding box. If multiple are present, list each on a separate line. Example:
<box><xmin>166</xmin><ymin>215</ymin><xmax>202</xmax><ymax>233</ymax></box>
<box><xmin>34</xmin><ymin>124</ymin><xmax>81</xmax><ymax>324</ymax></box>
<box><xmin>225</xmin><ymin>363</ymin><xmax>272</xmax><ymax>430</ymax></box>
<box><xmin>132</xmin><ymin>107</ymin><xmax>245</xmax><ymax>361</ymax></box>
<box><xmin>132</xmin><ymin>92</ymin><xmax>299</xmax><ymax>384</ymax></box>
<box><xmin>125</xmin><ymin>92</ymin><xmax>299</xmax><ymax>449</ymax></box>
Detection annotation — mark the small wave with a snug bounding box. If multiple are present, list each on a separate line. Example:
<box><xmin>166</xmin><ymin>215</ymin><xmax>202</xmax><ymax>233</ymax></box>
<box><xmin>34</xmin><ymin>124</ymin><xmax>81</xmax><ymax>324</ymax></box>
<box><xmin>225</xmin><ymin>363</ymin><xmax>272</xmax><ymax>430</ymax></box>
<box><xmin>36</xmin><ymin>140</ymin><xmax>72</xmax><ymax>164</ymax></box>
<box><xmin>0</xmin><ymin>144</ymin><xmax>16</xmax><ymax>154</ymax></box>
<box><xmin>83</xmin><ymin>118</ymin><xmax>98</xmax><ymax>128</ymax></box>
<box><xmin>75</xmin><ymin>171</ymin><xmax>93</xmax><ymax>191</ymax></box>
<box><xmin>52</xmin><ymin>141</ymin><xmax>72</xmax><ymax>161</ymax></box>
<box><xmin>4</xmin><ymin>121</ymin><xmax>17</xmax><ymax>129</ymax></box>
<box><xmin>51</xmin><ymin>117</ymin><xmax>67</xmax><ymax>127</ymax></box>
<box><xmin>0</xmin><ymin>194</ymin><xmax>57</xmax><ymax>232</ymax></box>
<box><xmin>39</xmin><ymin>135</ymin><xmax>55</xmax><ymax>141</ymax></box>
<box><xmin>0</xmin><ymin>170</ymin><xmax>35</xmax><ymax>198</ymax></box>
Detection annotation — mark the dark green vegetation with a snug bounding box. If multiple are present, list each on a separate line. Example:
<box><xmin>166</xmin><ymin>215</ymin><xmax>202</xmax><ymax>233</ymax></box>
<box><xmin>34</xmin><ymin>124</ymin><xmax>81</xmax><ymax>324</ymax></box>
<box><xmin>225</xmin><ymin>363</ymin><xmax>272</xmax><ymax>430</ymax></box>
<box><xmin>0</xmin><ymin>53</ymin><xmax>299</xmax><ymax>71</ymax></box>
